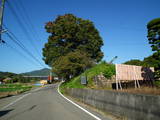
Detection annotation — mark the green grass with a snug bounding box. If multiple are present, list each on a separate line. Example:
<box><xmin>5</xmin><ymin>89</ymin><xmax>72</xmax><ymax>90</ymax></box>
<box><xmin>0</xmin><ymin>83</ymin><xmax>33</xmax><ymax>92</ymax></box>
<box><xmin>60</xmin><ymin>62</ymin><xmax>115</xmax><ymax>91</ymax></box>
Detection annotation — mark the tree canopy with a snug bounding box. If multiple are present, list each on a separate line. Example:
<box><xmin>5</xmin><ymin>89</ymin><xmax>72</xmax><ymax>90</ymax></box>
<box><xmin>124</xmin><ymin>54</ymin><xmax>160</xmax><ymax>78</ymax></box>
<box><xmin>124</xmin><ymin>59</ymin><xmax>143</xmax><ymax>66</ymax></box>
<box><xmin>123</xmin><ymin>56</ymin><xmax>159</xmax><ymax>68</ymax></box>
<box><xmin>43</xmin><ymin>14</ymin><xmax>104</xmax><ymax>80</ymax></box>
<box><xmin>52</xmin><ymin>50</ymin><xmax>93</xmax><ymax>80</ymax></box>
<box><xmin>143</xmin><ymin>54</ymin><xmax>160</xmax><ymax>68</ymax></box>
<box><xmin>147</xmin><ymin>18</ymin><xmax>160</xmax><ymax>78</ymax></box>
<box><xmin>147</xmin><ymin>18</ymin><xmax>160</xmax><ymax>54</ymax></box>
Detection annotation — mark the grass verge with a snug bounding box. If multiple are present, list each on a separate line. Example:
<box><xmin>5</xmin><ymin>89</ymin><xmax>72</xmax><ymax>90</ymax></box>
<box><xmin>0</xmin><ymin>83</ymin><xmax>34</xmax><ymax>98</ymax></box>
<box><xmin>60</xmin><ymin>62</ymin><xmax>115</xmax><ymax>92</ymax></box>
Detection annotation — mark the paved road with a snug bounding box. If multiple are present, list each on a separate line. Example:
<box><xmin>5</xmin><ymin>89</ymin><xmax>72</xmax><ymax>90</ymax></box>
<box><xmin>0</xmin><ymin>84</ymin><xmax>110</xmax><ymax>120</ymax></box>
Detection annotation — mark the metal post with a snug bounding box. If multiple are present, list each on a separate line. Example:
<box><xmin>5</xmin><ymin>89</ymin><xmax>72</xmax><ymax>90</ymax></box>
<box><xmin>0</xmin><ymin>0</ymin><xmax>6</xmax><ymax>43</ymax></box>
<box><xmin>50</xmin><ymin>71</ymin><xmax>52</xmax><ymax>83</ymax></box>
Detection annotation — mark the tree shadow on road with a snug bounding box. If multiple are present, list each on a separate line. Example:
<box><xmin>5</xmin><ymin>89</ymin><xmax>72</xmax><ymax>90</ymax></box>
<box><xmin>0</xmin><ymin>109</ymin><xmax>14</xmax><ymax>117</ymax></box>
<box><xmin>3</xmin><ymin>105</ymin><xmax>37</xmax><ymax>120</ymax></box>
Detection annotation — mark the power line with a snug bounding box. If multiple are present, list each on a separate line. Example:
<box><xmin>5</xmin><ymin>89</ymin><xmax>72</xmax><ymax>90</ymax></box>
<box><xmin>6</xmin><ymin>0</ymin><xmax>42</xmax><ymax>57</ymax></box>
<box><xmin>17</xmin><ymin>0</ymin><xmax>42</xmax><ymax>42</ymax></box>
<box><xmin>6</xmin><ymin>32</ymin><xmax>46</xmax><ymax>67</ymax></box>
<box><xmin>14</xmin><ymin>0</ymin><xmax>42</xmax><ymax>43</ymax></box>
<box><xmin>5</xmin><ymin>41</ymin><xmax>39</xmax><ymax>66</ymax></box>
<box><xmin>2</xmin><ymin>0</ymin><xmax>47</xmax><ymax>68</ymax></box>
<box><xmin>4</xmin><ymin>27</ymin><xmax>46</xmax><ymax>67</ymax></box>
<box><xmin>4</xmin><ymin>24</ymin><xmax>28</xmax><ymax>50</ymax></box>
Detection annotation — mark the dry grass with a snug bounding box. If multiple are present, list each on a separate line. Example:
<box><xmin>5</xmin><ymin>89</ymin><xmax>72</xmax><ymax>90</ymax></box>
<box><xmin>0</xmin><ymin>91</ymin><xmax>18</xmax><ymax>98</ymax></box>
<box><xmin>117</xmin><ymin>87</ymin><xmax>160</xmax><ymax>95</ymax></box>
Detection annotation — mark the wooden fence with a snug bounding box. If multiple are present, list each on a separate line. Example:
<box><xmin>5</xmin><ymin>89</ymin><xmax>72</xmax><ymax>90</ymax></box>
<box><xmin>115</xmin><ymin>64</ymin><xmax>154</xmax><ymax>89</ymax></box>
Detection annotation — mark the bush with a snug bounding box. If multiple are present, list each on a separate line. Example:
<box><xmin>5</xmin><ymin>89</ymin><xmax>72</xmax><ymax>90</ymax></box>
<box><xmin>5</xmin><ymin>79</ymin><xmax>13</xmax><ymax>83</ymax></box>
<box><xmin>154</xmin><ymin>80</ymin><xmax>160</xmax><ymax>88</ymax></box>
<box><xmin>103</xmin><ymin>64</ymin><xmax>115</xmax><ymax>79</ymax></box>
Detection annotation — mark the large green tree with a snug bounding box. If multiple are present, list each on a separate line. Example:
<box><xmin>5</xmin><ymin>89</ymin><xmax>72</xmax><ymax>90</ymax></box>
<box><xmin>43</xmin><ymin>14</ymin><xmax>103</xmax><ymax>66</ymax></box>
<box><xmin>43</xmin><ymin>14</ymin><xmax>103</xmax><ymax>80</ymax></box>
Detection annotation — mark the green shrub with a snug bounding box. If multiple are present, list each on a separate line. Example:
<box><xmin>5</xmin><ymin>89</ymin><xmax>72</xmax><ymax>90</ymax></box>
<box><xmin>103</xmin><ymin>64</ymin><xmax>115</xmax><ymax>79</ymax></box>
<box><xmin>5</xmin><ymin>79</ymin><xmax>13</xmax><ymax>83</ymax></box>
<box><xmin>0</xmin><ymin>83</ymin><xmax>32</xmax><ymax>92</ymax></box>
<box><xmin>154</xmin><ymin>80</ymin><xmax>160</xmax><ymax>88</ymax></box>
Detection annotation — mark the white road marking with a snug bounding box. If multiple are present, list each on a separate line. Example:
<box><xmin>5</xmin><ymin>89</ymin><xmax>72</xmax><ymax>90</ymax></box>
<box><xmin>1</xmin><ymin>86</ymin><xmax>43</xmax><ymax>110</ymax></box>
<box><xmin>57</xmin><ymin>83</ymin><xmax>102</xmax><ymax>120</ymax></box>
<box><xmin>32</xmin><ymin>87</ymin><xmax>42</xmax><ymax>92</ymax></box>
<box><xmin>1</xmin><ymin>93</ymin><xmax>31</xmax><ymax>110</ymax></box>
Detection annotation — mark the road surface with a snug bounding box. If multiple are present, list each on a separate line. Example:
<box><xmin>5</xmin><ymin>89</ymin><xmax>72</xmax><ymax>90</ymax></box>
<box><xmin>0</xmin><ymin>84</ymin><xmax>110</xmax><ymax>120</ymax></box>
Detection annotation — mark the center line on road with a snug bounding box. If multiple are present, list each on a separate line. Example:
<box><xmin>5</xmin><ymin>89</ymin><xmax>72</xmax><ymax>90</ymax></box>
<box><xmin>1</xmin><ymin>87</ymin><xmax>43</xmax><ymax>110</ymax></box>
<box><xmin>57</xmin><ymin>82</ymin><xmax>102</xmax><ymax>120</ymax></box>
<box><xmin>1</xmin><ymin>93</ymin><xmax>31</xmax><ymax>110</ymax></box>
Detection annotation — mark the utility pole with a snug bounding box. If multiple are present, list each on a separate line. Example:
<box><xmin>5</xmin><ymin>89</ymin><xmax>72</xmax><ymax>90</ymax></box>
<box><xmin>0</xmin><ymin>0</ymin><xmax>6</xmax><ymax>43</ymax></box>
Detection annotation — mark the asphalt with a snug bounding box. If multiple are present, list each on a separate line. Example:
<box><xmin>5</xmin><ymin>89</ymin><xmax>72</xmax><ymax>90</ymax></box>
<box><xmin>0</xmin><ymin>83</ymin><xmax>111</xmax><ymax>120</ymax></box>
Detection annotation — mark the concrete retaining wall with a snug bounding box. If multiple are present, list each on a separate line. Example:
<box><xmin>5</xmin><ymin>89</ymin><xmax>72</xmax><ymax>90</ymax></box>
<box><xmin>66</xmin><ymin>88</ymin><xmax>160</xmax><ymax>120</ymax></box>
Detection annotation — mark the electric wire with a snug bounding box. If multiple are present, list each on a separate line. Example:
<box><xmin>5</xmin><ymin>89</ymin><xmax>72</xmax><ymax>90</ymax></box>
<box><xmin>14</xmin><ymin>0</ymin><xmax>43</xmax><ymax>47</ymax></box>
<box><xmin>6</xmin><ymin>0</ymin><xmax>42</xmax><ymax>58</ymax></box>
<box><xmin>17</xmin><ymin>0</ymin><xmax>42</xmax><ymax>42</ymax></box>
<box><xmin>4</xmin><ymin>0</ymin><xmax>47</xmax><ymax>67</ymax></box>
<box><xmin>5</xmin><ymin>41</ymin><xmax>39</xmax><ymax>66</ymax></box>
<box><xmin>4</xmin><ymin>28</ymin><xmax>46</xmax><ymax>67</ymax></box>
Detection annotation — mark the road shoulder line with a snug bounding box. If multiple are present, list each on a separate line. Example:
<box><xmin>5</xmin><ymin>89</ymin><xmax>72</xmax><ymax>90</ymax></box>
<box><xmin>57</xmin><ymin>82</ymin><xmax>101</xmax><ymax>120</ymax></box>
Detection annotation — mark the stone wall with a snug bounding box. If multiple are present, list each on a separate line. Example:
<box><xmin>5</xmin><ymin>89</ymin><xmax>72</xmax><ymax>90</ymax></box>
<box><xmin>66</xmin><ymin>88</ymin><xmax>160</xmax><ymax>120</ymax></box>
<box><xmin>93</xmin><ymin>74</ymin><xmax>115</xmax><ymax>88</ymax></box>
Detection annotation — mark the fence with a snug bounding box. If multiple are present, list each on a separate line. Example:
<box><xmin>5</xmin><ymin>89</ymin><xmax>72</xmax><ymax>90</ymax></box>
<box><xmin>115</xmin><ymin>64</ymin><xmax>154</xmax><ymax>89</ymax></box>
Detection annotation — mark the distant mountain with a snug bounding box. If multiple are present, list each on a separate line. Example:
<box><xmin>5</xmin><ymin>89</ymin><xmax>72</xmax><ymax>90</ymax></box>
<box><xmin>0</xmin><ymin>71</ymin><xmax>17</xmax><ymax>79</ymax></box>
<box><xmin>21</xmin><ymin>68</ymin><xmax>51</xmax><ymax>76</ymax></box>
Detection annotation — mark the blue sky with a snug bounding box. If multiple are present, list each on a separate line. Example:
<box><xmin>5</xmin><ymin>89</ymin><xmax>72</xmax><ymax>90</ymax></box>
<box><xmin>0</xmin><ymin>0</ymin><xmax>160</xmax><ymax>73</ymax></box>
